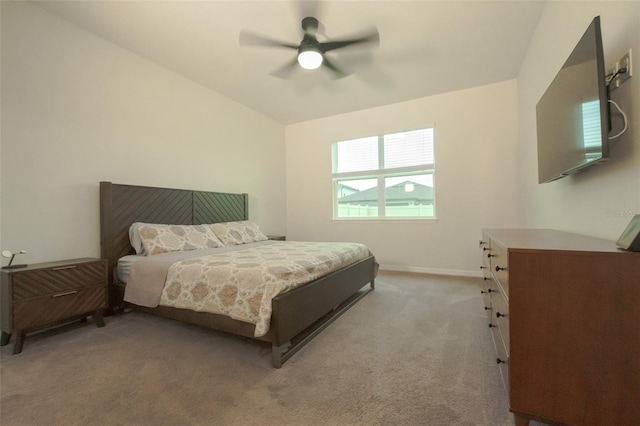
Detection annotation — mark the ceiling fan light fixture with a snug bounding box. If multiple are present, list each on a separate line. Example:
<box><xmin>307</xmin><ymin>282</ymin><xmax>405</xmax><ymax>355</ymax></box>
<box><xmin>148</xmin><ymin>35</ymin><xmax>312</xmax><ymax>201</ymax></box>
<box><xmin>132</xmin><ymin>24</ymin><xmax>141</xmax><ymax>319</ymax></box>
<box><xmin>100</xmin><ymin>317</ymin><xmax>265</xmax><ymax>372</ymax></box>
<box><xmin>297</xmin><ymin>50</ymin><xmax>323</xmax><ymax>70</ymax></box>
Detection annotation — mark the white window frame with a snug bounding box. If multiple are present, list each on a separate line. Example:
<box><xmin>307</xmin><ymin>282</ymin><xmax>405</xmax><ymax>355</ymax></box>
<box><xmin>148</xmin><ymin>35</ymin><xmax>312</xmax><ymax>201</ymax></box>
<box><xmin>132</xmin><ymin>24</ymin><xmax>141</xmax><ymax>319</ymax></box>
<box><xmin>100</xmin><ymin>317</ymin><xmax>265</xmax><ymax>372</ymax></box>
<box><xmin>332</xmin><ymin>128</ymin><xmax>436</xmax><ymax>221</ymax></box>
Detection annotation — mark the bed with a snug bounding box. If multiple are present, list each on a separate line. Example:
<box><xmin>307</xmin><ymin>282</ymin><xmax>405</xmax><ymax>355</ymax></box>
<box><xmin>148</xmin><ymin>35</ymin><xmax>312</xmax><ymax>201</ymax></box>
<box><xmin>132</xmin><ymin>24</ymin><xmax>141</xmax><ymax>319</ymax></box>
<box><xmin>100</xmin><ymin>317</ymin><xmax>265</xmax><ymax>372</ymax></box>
<box><xmin>99</xmin><ymin>181</ymin><xmax>376</xmax><ymax>367</ymax></box>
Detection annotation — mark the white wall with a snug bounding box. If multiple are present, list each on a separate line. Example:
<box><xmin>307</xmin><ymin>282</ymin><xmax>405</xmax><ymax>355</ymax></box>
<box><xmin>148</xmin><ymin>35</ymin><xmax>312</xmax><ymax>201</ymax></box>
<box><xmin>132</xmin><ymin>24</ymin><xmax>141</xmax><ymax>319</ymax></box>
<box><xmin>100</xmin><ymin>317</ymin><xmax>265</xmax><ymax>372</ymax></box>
<box><xmin>285</xmin><ymin>80</ymin><xmax>520</xmax><ymax>276</ymax></box>
<box><xmin>517</xmin><ymin>1</ymin><xmax>640</xmax><ymax>238</ymax></box>
<box><xmin>0</xmin><ymin>2</ymin><xmax>286</xmax><ymax>264</ymax></box>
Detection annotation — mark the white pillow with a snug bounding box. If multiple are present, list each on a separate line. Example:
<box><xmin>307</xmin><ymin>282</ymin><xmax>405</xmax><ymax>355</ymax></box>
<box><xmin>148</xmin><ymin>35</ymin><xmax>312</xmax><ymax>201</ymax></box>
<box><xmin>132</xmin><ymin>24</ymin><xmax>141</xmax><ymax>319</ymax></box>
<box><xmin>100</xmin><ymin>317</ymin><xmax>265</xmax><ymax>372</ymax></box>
<box><xmin>209</xmin><ymin>221</ymin><xmax>268</xmax><ymax>246</ymax></box>
<box><xmin>129</xmin><ymin>222</ymin><xmax>147</xmax><ymax>255</ymax></box>
<box><xmin>135</xmin><ymin>223</ymin><xmax>223</xmax><ymax>255</ymax></box>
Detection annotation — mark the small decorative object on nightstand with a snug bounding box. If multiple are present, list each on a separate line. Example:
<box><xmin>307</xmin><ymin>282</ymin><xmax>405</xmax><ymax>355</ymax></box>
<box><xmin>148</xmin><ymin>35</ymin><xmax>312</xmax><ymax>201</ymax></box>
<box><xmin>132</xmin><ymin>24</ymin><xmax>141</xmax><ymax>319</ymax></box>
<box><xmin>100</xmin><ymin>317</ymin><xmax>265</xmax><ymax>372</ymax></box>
<box><xmin>1</xmin><ymin>249</ymin><xmax>28</xmax><ymax>270</ymax></box>
<box><xmin>267</xmin><ymin>235</ymin><xmax>286</xmax><ymax>241</ymax></box>
<box><xmin>0</xmin><ymin>258</ymin><xmax>108</xmax><ymax>354</ymax></box>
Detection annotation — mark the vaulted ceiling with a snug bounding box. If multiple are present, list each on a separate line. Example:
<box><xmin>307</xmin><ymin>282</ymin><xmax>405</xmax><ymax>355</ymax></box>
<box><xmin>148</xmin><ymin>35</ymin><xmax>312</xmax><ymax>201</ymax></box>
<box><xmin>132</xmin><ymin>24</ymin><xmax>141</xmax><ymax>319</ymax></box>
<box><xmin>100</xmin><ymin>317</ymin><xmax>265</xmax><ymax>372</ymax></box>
<box><xmin>34</xmin><ymin>0</ymin><xmax>545</xmax><ymax>124</ymax></box>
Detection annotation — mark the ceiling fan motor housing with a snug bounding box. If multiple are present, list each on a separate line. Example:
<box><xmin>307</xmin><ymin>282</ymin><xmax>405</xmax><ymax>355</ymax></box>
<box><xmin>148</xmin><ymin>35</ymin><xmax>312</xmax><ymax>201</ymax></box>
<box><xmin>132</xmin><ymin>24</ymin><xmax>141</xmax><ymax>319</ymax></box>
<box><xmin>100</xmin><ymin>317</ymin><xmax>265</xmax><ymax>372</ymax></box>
<box><xmin>299</xmin><ymin>34</ymin><xmax>321</xmax><ymax>54</ymax></box>
<box><xmin>301</xmin><ymin>17</ymin><xmax>319</xmax><ymax>35</ymax></box>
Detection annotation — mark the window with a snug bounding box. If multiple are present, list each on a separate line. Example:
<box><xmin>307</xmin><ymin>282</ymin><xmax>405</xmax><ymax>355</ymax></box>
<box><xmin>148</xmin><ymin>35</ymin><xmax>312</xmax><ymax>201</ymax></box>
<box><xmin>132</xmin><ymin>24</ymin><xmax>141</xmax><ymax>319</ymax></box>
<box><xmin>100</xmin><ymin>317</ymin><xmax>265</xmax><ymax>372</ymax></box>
<box><xmin>332</xmin><ymin>128</ymin><xmax>435</xmax><ymax>219</ymax></box>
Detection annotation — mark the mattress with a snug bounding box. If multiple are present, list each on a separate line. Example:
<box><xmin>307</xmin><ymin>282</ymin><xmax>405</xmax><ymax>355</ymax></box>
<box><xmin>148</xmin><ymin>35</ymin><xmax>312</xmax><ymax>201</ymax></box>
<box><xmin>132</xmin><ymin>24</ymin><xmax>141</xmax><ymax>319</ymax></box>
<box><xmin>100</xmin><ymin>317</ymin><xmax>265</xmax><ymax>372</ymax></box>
<box><xmin>116</xmin><ymin>254</ymin><xmax>143</xmax><ymax>283</ymax></box>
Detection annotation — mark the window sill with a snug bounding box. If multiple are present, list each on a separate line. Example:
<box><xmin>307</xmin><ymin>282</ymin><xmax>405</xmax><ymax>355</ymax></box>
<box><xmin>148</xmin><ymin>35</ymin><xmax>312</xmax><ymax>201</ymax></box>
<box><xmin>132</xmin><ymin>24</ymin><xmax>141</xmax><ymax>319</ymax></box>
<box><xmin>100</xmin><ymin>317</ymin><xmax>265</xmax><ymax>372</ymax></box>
<box><xmin>332</xmin><ymin>217</ymin><xmax>439</xmax><ymax>224</ymax></box>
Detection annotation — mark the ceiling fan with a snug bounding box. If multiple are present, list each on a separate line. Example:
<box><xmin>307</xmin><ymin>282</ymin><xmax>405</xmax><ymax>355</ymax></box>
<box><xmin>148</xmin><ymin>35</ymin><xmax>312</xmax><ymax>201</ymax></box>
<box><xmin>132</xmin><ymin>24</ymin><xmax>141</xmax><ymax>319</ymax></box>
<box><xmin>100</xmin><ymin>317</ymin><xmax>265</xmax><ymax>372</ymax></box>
<box><xmin>239</xmin><ymin>16</ymin><xmax>379</xmax><ymax>79</ymax></box>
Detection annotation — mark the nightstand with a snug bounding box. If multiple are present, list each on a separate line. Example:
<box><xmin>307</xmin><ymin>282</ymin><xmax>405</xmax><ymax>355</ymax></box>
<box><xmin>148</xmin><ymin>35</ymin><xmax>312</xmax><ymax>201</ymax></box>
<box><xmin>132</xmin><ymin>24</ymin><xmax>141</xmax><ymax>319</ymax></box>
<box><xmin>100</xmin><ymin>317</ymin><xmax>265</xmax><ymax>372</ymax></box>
<box><xmin>0</xmin><ymin>258</ymin><xmax>108</xmax><ymax>354</ymax></box>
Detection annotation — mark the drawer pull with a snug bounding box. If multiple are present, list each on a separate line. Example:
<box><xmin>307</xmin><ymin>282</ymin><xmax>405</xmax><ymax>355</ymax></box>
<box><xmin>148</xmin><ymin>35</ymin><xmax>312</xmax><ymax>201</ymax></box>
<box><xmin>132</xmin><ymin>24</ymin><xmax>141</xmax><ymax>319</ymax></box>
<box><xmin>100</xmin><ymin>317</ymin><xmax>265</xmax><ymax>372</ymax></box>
<box><xmin>483</xmin><ymin>247</ymin><xmax>490</xmax><ymax>251</ymax></box>
<box><xmin>480</xmin><ymin>266</ymin><xmax>486</xmax><ymax>270</ymax></box>
<box><xmin>488</xmin><ymin>323</ymin><xmax>497</xmax><ymax>328</ymax></box>
<box><xmin>481</xmin><ymin>289</ymin><xmax>496</xmax><ymax>294</ymax></box>
<box><xmin>484</xmin><ymin>306</ymin><xmax>491</xmax><ymax>311</ymax></box>
<box><xmin>495</xmin><ymin>265</ymin><xmax>507</xmax><ymax>272</ymax></box>
<box><xmin>487</xmin><ymin>253</ymin><xmax>496</xmax><ymax>258</ymax></box>
<box><xmin>496</xmin><ymin>311</ymin><xmax>507</xmax><ymax>318</ymax></box>
<box><xmin>52</xmin><ymin>265</ymin><xmax>78</xmax><ymax>272</ymax></box>
<box><xmin>483</xmin><ymin>277</ymin><xmax>490</xmax><ymax>281</ymax></box>
<box><xmin>496</xmin><ymin>357</ymin><xmax>507</xmax><ymax>364</ymax></box>
<box><xmin>52</xmin><ymin>290</ymin><xmax>78</xmax><ymax>298</ymax></box>
<box><xmin>479</xmin><ymin>240</ymin><xmax>487</xmax><ymax>247</ymax></box>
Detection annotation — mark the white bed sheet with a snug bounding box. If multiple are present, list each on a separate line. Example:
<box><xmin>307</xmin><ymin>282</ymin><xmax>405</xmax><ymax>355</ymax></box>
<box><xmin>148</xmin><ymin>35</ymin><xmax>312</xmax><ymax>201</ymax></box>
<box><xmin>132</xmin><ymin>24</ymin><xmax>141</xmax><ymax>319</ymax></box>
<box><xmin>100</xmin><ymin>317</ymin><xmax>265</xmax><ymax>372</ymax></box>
<box><xmin>117</xmin><ymin>254</ymin><xmax>144</xmax><ymax>283</ymax></box>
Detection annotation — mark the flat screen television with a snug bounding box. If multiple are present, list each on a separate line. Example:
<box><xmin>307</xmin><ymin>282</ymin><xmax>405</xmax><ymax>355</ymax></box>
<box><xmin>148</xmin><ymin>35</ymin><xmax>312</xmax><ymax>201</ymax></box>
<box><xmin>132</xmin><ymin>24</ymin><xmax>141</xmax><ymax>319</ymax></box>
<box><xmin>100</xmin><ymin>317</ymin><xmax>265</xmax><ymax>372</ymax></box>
<box><xmin>536</xmin><ymin>16</ymin><xmax>609</xmax><ymax>183</ymax></box>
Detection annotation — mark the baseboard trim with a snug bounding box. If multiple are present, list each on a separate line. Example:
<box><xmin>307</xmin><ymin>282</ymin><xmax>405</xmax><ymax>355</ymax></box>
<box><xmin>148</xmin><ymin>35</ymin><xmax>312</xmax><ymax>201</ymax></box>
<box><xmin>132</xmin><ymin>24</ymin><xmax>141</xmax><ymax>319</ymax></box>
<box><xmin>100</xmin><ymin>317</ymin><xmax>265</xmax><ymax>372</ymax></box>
<box><xmin>378</xmin><ymin>264</ymin><xmax>482</xmax><ymax>278</ymax></box>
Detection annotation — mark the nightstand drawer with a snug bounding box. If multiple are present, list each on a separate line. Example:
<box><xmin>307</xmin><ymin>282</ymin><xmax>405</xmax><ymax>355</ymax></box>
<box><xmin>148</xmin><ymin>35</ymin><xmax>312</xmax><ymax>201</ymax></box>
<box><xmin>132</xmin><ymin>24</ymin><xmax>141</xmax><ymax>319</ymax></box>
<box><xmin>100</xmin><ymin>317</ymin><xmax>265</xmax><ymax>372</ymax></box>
<box><xmin>12</xmin><ymin>286</ymin><xmax>106</xmax><ymax>330</ymax></box>
<box><xmin>12</xmin><ymin>261</ymin><xmax>106</xmax><ymax>300</ymax></box>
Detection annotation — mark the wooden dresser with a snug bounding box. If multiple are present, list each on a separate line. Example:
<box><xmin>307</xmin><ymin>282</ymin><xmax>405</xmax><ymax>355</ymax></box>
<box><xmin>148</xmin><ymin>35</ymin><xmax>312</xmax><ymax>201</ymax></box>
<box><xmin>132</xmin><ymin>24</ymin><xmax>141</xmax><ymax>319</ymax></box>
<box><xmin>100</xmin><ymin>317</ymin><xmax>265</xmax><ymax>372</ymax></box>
<box><xmin>1</xmin><ymin>258</ymin><xmax>108</xmax><ymax>354</ymax></box>
<box><xmin>480</xmin><ymin>229</ymin><xmax>640</xmax><ymax>426</ymax></box>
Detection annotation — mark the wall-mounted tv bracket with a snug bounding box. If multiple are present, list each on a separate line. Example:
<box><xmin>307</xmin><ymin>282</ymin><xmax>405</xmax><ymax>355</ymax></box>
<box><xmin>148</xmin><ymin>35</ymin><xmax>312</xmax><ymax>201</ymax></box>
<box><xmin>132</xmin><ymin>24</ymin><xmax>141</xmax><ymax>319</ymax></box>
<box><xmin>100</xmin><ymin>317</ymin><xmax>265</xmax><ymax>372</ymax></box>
<box><xmin>605</xmin><ymin>59</ymin><xmax>630</xmax><ymax>140</ymax></box>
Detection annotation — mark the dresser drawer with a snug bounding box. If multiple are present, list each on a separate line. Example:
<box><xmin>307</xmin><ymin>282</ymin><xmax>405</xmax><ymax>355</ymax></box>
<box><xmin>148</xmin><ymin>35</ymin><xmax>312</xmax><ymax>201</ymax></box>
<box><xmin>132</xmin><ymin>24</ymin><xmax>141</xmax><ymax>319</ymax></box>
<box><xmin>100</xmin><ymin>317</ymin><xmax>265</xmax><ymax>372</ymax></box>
<box><xmin>492</xmin><ymin>287</ymin><xmax>510</xmax><ymax>352</ymax></box>
<box><xmin>480</xmin><ymin>236</ymin><xmax>494</xmax><ymax>319</ymax></box>
<box><xmin>12</xmin><ymin>261</ymin><xmax>106</xmax><ymax>300</ymax></box>
<box><xmin>481</xmin><ymin>276</ymin><xmax>493</xmax><ymax>316</ymax></box>
<box><xmin>491</xmin><ymin>321</ymin><xmax>510</xmax><ymax>397</ymax></box>
<box><xmin>482</xmin><ymin>277</ymin><xmax>502</xmax><ymax>320</ymax></box>
<box><xmin>12</xmin><ymin>286</ymin><xmax>106</xmax><ymax>330</ymax></box>
<box><xmin>489</xmin><ymin>242</ymin><xmax>509</xmax><ymax>298</ymax></box>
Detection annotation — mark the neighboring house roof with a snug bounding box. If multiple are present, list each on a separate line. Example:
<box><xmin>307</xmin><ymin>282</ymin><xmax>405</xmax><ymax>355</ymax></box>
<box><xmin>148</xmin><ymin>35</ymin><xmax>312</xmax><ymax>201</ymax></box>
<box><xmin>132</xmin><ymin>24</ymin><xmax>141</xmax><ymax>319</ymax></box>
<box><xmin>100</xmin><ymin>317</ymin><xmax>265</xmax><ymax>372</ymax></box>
<box><xmin>338</xmin><ymin>181</ymin><xmax>433</xmax><ymax>204</ymax></box>
<box><xmin>337</xmin><ymin>182</ymin><xmax>360</xmax><ymax>191</ymax></box>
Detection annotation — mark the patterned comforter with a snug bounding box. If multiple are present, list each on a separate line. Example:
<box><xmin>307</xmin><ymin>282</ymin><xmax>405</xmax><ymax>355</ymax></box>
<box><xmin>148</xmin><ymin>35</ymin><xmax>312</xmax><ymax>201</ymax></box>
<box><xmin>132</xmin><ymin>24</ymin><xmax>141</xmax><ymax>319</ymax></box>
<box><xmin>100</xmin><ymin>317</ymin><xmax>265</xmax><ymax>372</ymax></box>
<box><xmin>125</xmin><ymin>241</ymin><xmax>371</xmax><ymax>337</ymax></box>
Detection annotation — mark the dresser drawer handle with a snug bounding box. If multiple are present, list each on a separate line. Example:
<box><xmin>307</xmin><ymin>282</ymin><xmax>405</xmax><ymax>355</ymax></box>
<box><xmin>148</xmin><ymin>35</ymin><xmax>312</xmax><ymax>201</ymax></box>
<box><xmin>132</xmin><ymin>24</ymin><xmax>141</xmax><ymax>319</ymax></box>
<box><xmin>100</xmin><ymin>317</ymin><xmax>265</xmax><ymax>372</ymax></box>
<box><xmin>52</xmin><ymin>265</ymin><xmax>78</xmax><ymax>272</ymax></box>
<box><xmin>496</xmin><ymin>311</ymin><xmax>507</xmax><ymax>318</ymax></box>
<box><xmin>496</xmin><ymin>357</ymin><xmax>507</xmax><ymax>364</ymax></box>
<box><xmin>52</xmin><ymin>290</ymin><xmax>78</xmax><ymax>298</ymax></box>
<box><xmin>495</xmin><ymin>265</ymin><xmax>507</xmax><ymax>272</ymax></box>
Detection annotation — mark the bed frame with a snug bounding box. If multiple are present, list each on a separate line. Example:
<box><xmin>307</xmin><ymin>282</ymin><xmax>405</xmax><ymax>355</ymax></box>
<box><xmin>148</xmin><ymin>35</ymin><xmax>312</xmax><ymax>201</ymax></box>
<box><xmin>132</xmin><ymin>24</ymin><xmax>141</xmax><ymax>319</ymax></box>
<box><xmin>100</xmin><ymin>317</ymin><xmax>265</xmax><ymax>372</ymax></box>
<box><xmin>99</xmin><ymin>181</ymin><xmax>376</xmax><ymax>367</ymax></box>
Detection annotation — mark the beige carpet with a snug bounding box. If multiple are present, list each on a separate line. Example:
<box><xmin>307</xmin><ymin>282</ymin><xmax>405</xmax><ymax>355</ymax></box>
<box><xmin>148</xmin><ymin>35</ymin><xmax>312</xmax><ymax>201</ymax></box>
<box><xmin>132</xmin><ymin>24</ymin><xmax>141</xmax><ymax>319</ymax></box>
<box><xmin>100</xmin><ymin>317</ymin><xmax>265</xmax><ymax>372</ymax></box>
<box><xmin>1</xmin><ymin>271</ymin><xmax>515</xmax><ymax>425</ymax></box>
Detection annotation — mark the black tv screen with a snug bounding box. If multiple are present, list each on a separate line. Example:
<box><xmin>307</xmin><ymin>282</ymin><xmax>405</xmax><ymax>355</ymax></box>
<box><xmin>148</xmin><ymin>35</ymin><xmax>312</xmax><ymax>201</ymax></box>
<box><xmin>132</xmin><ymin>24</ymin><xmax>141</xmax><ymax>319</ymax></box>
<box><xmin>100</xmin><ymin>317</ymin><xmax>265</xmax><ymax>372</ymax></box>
<box><xmin>536</xmin><ymin>16</ymin><xmax>609</xmax><ymax>183</ymax></box>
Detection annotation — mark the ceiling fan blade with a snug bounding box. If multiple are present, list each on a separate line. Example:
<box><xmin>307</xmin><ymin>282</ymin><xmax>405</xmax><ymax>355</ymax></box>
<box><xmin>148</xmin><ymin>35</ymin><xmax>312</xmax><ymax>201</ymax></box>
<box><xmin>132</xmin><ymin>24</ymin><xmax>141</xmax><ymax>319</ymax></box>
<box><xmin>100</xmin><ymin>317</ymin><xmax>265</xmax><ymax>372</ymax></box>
<box><xmin>320</xmin><ymin>28</ymin><xmax>379</xmax><ymax>53</ymax></box>
<box><xmin>239</xmin><ymin>30</ymin><xmax>298</xmax><ymax>50</ymax></box>
<box><xmin>270</xmin><ymin>57</ymin><xmax>300</xmax><ymax>80</ymax></box>
<box><xmin>322</xmin><ymin>56</ymin><xmax>350</xmax><ymax>79</ymax></box>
